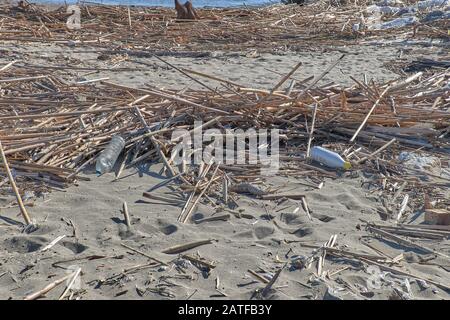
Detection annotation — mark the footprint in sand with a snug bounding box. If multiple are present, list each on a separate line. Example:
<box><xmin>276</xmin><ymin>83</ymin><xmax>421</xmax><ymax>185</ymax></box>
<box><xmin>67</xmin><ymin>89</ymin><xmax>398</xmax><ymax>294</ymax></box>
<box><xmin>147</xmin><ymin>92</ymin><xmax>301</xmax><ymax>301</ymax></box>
<box><xmin>4</xmin><ymin>236</ymin><xmax>47</xmax><ymax>254</ymax></box>
<box><xmin>308</xmin><ymin>192</ymin><xmax>334</xmax><ymax>203</ymax></box>
<box><xmin>62</xmin><ymin>241</ymin><xmax>88</xmax><ymax>254</ymax></box>
<box><xmin>335</xmin><ymin>193</ymin><xmax>364</xmax><ymax>211</ymax></box>
<box><xmin>290</xmin><ymin>227</ymin><xmax>314</xmax><ymax>238</ymax></box>
<box><xmin>233</xmin><ymin>230</ymin><xmax>254</xmax><ymax>239</ymax></box>
<box><xmin>277</xmin><ymin>213</ymin><xmax>315</xmax><ymax>238</ymax></box>
<box><xmin>254</xmin><ymin>225</ymin><xmax>275</xmax><ymax>240</ymax></box>
<box><xmin>279</xmin><ymin>212</ymin><xmax>309</xmax><ymax>225</ymax></box>
<box><xmin>157</xmin><ymin>219</ymin><xmax>178</xmax><ymax>236</ymax></box>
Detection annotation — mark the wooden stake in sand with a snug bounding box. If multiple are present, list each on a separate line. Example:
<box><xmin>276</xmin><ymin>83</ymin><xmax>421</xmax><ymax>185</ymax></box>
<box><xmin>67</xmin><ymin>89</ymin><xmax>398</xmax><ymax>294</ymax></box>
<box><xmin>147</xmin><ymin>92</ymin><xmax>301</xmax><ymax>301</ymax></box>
<box><xmin>306</xmin><ymin>104</ymin><xmax>318</xmax><ymax>159</ymax></box>
<box><xmin>0</xmin><ymin>141</ymin><xmax>32</xmax><ymax>225</ymax></box>
<box><xmin>222</xmin><ymin>173</ymin><xmax>229</xmax><ymax>205</ymax></box>
<box><xmin>127</xmin><ymin>6</ymin><xmax>132</xmax><ymax>29</ymax></box>
<box><xmin>122</xmin><ymin>201</ymin><xmax>131</xmax><ymax>229</ymax></box>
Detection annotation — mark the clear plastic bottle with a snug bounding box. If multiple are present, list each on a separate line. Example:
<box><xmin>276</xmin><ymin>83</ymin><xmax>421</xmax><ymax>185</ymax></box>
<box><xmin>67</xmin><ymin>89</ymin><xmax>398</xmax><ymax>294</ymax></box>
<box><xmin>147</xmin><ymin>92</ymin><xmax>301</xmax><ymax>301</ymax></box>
<box><xmin>96</xmin><ymin>135</ymin><xmax>125</xmax><ymax>175</ymax></box>
<box><xmin>310</xmin><ymin>146</ymin><xmax>351</xmax><ymax>170</ymax></box>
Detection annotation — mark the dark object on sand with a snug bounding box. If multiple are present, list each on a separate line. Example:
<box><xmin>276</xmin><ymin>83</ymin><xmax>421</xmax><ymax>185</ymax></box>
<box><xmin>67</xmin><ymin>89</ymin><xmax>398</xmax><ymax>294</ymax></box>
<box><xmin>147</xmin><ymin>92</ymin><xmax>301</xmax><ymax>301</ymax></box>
<box><xmin>175</xmin><ymin>0</ymin><xmax>200</xmax><ymax>21</ymax></box>
<box><xmin>404</xmin><ymin>58</ymin><xmax>450</xmax><ymax>72</ymax></box>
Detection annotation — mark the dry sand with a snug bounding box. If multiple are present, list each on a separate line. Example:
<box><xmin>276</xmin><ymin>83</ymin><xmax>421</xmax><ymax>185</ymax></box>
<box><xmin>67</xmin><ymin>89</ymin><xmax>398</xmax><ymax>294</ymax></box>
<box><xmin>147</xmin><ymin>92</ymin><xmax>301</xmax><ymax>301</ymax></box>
<box><xmin>0</xmin><ymin>40</ymin><xmax>449</xmax><ymax>300</ymax></box>
<box><xmin>4</xmin><ymin>40</ymin><xmax>442</xmax><ymax>89</ymax></box>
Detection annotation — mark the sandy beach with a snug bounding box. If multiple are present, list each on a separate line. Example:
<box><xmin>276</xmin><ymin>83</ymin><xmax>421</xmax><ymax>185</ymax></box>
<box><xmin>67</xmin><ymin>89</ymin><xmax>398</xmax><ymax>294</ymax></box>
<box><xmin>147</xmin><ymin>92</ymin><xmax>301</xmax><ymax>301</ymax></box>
<box><xmin>0</xmin><ymin>1</ymin><xmax>449</xmax><ymax>301</ymax></box>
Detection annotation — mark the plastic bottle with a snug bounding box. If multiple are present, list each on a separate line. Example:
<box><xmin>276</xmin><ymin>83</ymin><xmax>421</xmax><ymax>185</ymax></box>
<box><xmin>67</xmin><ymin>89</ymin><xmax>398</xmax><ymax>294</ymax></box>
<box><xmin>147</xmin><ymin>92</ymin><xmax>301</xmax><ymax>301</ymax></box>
<box><xmin>310</xmin><ymin>146</ymin><xmax>351</xmax><ymax>170</ymax></box>
<box><xmin>96</xmin><ymin>135</ymin><xmax>125</xmax><ymax>175</ymax></box>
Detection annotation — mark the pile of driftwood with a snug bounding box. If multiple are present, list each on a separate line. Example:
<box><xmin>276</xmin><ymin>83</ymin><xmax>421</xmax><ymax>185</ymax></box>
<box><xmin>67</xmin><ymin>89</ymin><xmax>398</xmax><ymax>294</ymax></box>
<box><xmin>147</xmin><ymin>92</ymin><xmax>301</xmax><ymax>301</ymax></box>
<box><xmin>0</xmin><ymin>1</ymin><xmax>448</xmax><ymax>52</ymax></box>
<box><xmin>0</xmin><ymin>56</ymin><xmax>448</xmax><ymax>225</ymax></box>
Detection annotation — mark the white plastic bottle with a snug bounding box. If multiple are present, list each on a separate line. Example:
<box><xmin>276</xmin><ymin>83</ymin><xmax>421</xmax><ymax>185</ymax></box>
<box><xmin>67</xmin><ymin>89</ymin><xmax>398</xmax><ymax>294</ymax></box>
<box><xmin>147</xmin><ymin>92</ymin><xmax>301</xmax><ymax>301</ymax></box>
<box><xmin>96</xmin><ymin>135</ymin><xmax>125</xmax><ymax>175</ymax></box>
<box><xmin>310</xmin><ymin>146</ymin><xmax>351</xmax><ymax>170</ymax></box>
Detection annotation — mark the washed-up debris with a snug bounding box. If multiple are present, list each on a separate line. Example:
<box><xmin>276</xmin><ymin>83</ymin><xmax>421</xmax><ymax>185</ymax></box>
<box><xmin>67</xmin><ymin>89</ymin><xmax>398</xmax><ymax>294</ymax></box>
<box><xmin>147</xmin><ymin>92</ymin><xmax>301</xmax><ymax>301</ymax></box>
<box><xmin>0</xmin><ymin>57</ymin><xmax>448</xmax><ymax>225</ymax></box>
<box><xmin>398</xmin><ymin>151</ymin><xmax>442</xmax><ymax>175</ymax></box>
<box><xmin>357</xmin><ymin>0</ymin><xmax>449</xmax><ymax>31</ymax></box>
<box><xmin>405</xmin><ymin>59</ymin><xmax>450</xmax><ymax>73</ymax></box>
<box><xmin>310</xmin><ymin>146</ymin><xmax>351</xmax><ymax>170</ymax></box>
<box><xmin>0</xmin><ymin>1</ymin><xmax>449</xmax><ymax>302</ymax></box>
<box><xmin>0</xmin><ymin>2</ymin><xmax>447</xmax><ymax>52</ymax></box>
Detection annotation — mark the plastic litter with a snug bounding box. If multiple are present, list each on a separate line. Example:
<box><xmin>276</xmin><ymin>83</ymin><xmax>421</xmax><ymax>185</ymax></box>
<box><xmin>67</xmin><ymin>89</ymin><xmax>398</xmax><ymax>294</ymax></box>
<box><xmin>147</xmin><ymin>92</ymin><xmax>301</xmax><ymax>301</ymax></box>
<box><xmin>310</xmin><ymin>146</ymin><xmax>351</xmax><ymax>170</ymax></box>
<box><xmin>369</xmin><ymin>16</ymin><xmax>419</xmax><ymax>30</ymax></box>
<box><xmin>365</xmin><ymin>0</ymin><xmax>448</xmax><ymax>30</ymax></box>
<box><xmin>95</xmin><ymin>135</ymin><xmax>125</xmax><ymax>175</ymax></box>
<box><xmin>398</xmin><ymin>151</ymin><xmax>441</xmax><ymax>175</ymax></box>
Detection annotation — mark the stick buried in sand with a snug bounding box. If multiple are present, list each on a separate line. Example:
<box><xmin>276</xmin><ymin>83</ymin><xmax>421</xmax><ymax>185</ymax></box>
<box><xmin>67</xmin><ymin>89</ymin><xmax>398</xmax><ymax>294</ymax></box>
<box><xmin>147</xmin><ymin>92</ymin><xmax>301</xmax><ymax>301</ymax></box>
<box><xmin>306</xmin><ymin>103</ymin><xmax>318</xmax><ymax>159</ymax></box>
<box><xmin>122</xmin><ymin>201</ymin><xmax>132</xmax><ymax>229</ymax></box>
<box><xmin>58</xmin><ymin>267</ymin><xmax>82</xmax><ymax>300</ymax></box>
<box><xmin>24</xmin><ymin>273</ymin><xmax>73</xmax><ymax>300</ymax></box>
<box><xmin>0</xmin><ymin>141</ymin><xmax>32</xmax><ymax>225</ymax></box>
<box><xmin>162</xmin><ymin>239</ymin><xmax>215</xmax><ymax>254</ymax></box>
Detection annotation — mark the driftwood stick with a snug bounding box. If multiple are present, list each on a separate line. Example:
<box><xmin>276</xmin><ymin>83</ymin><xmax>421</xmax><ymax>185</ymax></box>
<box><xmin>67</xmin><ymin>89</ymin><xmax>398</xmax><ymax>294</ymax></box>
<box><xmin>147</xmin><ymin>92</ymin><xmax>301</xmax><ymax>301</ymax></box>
<box><xmin>132</xmin><ymin>104</ymin><xmax>178</xmax><ymax>179</ymax></box>
<box><xmin>356</xmin><ymin>138</ymin><xmax>397</xmax><ymax>164</ymax></box>
<box><xmin>58</xmin><ymin>267</ymin><xmax>81</xmax><ymax>300</ymax></box>
<box><xmin>260</xmin><ymin>193</ymin><xmax>305</xmax><ymax>200</ymax></box>
<box><xmin>40</xmin><ymin>235</ymin><xmax>67</xmax><ymax>252</ymax></box>
<box><xmin>180</xmin><ymin>67</ymin><xmax>242</xmax><ymax>87</ymax></box>
<box><xmin>162</xmin><ymin>239</ymin><xmax>215</xmax><ymax>254</ymax></box>
<box><xmin>127</xmin><ymin>6</ymin><xmax>132</xmax><ymax>28</ymax></box>
<box><xmin>259</xmin><ymin>61</ymin><xmax>302</xmax><ymax>104</ymax></box>
<box><xmin>396</xmin><ymin>194</ymin><xmax>409</xmax><ymax>222</ymax></box>
<box><xmin>318</xmin><ymin>234</ymin><xmax>337</xmax><ymax>277</ymax></box>
<box><xmin>301</xmin><ymin>196</ymin><xmax>312</xmax><ymax>221</ymax></box>
<box><xmin>0</xmin><ymin>60</ymin><xmax>18</xmax><ymax>73</ymax></box>
<box><xmin>182</xmin><ymin>163</ymin><xmax>220</xmax><ymax>223</ymax></box>
<box><xmin>114</xmin><ymin>150</ymin><xmax>130</xmax><ymax>181</ymax></box>
<box><xmin>153</xmin><ymin>54</ymin><xmax>223</xmax><ymax>97</ymax></box>
<box><xmin>261</xmin><ymin>263</ymin><xmax>286</xmax><ymax>297</ymax></box>
<box><xmin>121</xmin><ymin>243</ymin><xmax>168</xmax><ymax>265</ymax></box>
<box><xmin>350</xmin><ymin>85</ymin><xmax>392</xmax><ymax>142</ymax></box>
<box><xmin>24</xmin><ymin>273</ymin><xmax>73</xmax><ymax>300</ymax></box>
<box><xmin>306</xmin><ymin>103</ymin><xmax>318</xmax><ymax>159</ymax></box>
<box><xmin>367</xmin><ymin>225</ymin><xmax>449</xmax><ymax>259</ymax></box>
<box><xmin>146</xmin><ymin>172</ymin><xmax>186</xmax><ymax>193</ymax></box>
<box><xmin>182</xmin><ymin>254</ymin><xmax>216</xmax><ymax>269</ymax></box>
<box><xmin>178</xmin><ymin>161</ymin><xmax>212</xmax><ymax>222</ymax></box>
<box><xmin>194</xmin><ymin>214</ymin><xmax>230</xmax><ymax>224</ymax></box>
<box><xmin>359</xmin><ymin>257</ymin><xmax>450</xmax><ymax>292</ymax></box>
<box><xmin>122</xmin><ymin>202</ymin><xmax>131</xmax><ymax>229</ymax></box>
<box><xmin>295</xmin><ymin>54</ymin><xmax>345</xmax><ymax>100</ymax></box>
<box><xmin>142</xmin><ymin>192</ymin><xmax>186</xmax><ymax>205</ymax></box>
<box><xmin>223</xmin><ymin>174</ymin><xmax>229</xmax><ymax>205</ymax></box>
<box><xmin>0</xmin><ymin>141</ymin><xmax>32</xmax><ymax>225</ymax></box>
<box><xmin>248</xmin><ymin>269</ymin><xmax>270</xmax><ymax>284</ymax></box>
